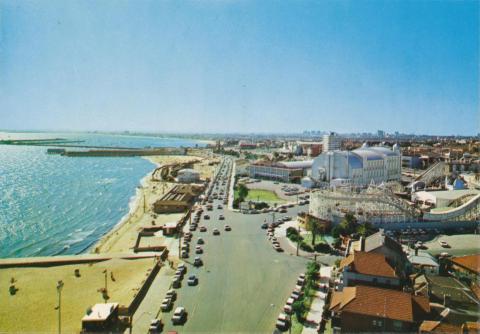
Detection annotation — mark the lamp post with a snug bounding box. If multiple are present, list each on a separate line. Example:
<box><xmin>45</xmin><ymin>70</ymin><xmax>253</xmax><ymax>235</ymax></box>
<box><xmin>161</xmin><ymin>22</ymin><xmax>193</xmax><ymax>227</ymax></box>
<box><xmin>56</xmin><ymin>280</ymin><xmax>64</xmax><ymax>334</ymax></box>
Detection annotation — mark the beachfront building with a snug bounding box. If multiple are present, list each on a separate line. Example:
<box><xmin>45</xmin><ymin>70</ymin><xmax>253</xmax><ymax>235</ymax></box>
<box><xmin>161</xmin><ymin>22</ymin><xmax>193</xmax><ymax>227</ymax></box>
<box><xmin>310</xmin><ymin>143</ymin><xmax>401</xmax><ymax>186</ymax></box>
<box><xmin>153</xmin><ymin>184</ymin><xmax>204</xmax><ymax>213</ymax></box>
<box><xmin>176</xmin><ymin>168</ymin><xmax>200</xmax><ymax>183</ymax></box>
<box><xmin>81</xmin><ymin>303</ymin><xmax>119</xmax><ymax>332</ymax></box>
<box><xmin>248</xmin><ymin>160</ymin><xmax>313</xmax><ymax>183</ymax></box>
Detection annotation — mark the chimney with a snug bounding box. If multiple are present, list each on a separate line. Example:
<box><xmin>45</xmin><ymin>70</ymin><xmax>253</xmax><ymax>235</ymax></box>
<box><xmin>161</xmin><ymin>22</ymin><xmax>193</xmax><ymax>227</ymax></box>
<box><xmin>360</xmin><ymin>236</ymin><xmax>365</xmax><ymax>251</ymax></box>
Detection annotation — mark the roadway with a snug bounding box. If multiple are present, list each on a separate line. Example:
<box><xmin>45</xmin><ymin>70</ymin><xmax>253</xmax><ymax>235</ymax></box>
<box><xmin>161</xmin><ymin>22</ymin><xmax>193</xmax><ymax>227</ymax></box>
<box><xmin>158</xmin><ymin>158</ymin><xmax>309</xmax><ymax>333</ymax></box>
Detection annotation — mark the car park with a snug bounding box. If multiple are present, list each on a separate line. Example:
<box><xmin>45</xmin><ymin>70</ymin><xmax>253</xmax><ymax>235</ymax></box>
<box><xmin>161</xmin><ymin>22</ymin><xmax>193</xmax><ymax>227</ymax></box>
<box><xmin>171</xmin><ymin>307</ymin><xmax>186</xmax><ymax>325</ymax></box>
<box><xmin>187</xmin><ymin>275</ymin><xmax>198</xmax><ymax>286</ymax></box>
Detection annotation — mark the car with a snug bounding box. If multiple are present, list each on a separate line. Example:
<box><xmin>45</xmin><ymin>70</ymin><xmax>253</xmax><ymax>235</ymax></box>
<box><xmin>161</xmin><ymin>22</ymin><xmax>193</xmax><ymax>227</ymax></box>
<box><xmin>175</xmin><ymin>269</ymin><xmax>184</xmax><ymax>278</ymax></box>
<box><xmin>213</xmin><ymin>228</ymin><xmax>220</xmax><ymax>235</ymax></box>
<box><xmin>193</xmin><ymin>256</ymin><xmax>203</xmax><ymax>267</ymax></box>
<box><xmin>279</xmin><ymin>209</ymin><xmax>287</xmax><ymax>213</ymax></box>
<box><xmin>189</xmin><ymin>225</ymin><xmax>196</xmax><ymax>232</ymax></box>
<box><xmin>219</xmin><ymin>215</ymin><xmax>225</xmax><ymax>220</ymax></box>
<box><xmin>195</xmin><ymin>246</ymin><xmax>203</xmax><ymax>254</ymax></box>
<box><xmin>199</xmin><ymin>226</ymin><xmax>207</xmax><ymax>232</ymax></box>
<box><xmin>172</xmin><ymin>277</ymin><xmax>181</xmax><ymax>289</ymax></box>
<box><xmin>160</xmin><ymin>298</ymin><xmax>172</xmax><ymax>311</ymax></box>
<box><xmin>187</xmin><ymin>275</ymin><xmax>198</xmax><ymax>286</ymax></box>
<box><xmin>224</xmin><ymin>225</ymin><xmax>231</xmax><ymax>231</ymax></box>
<box><xmin>440</xmin><ymin>241</ymin><xmax>450</xmax><ymax>248</ymax></box>
<box><xmin>197</xmin><ymin>237</ymin><xmax>204</xmax><ymax>245</ymax></box>
<box><xmin>203</xmin><ymin>214</ymin><xmax>210</xmax><ymax>219</ymax></box>
<box><xmin>273</xmin><ymin>244</ymin><xmax>283</xmax><ymax>252</ymax></box>
<box><xmin>217</xmin><ymin>205</ymin><xmax>223</xmax><ymax>209</ymax></box>
<box><xmin>166</xmin><ymin>289</ymin><xmax>177</xmax><ymax>300</ymax></box>
<box><xmin>181</xmin><ymin>251</ymin><xmax>189</xmax><ymax>259</ymax></box>
<box><xmin>149</xmin><ymin>319</ymin><xmax>163</xmax><ymax>333</ymax></box>
<box><xmin>171</xmin><ymin>307</ymin><xmax>186</xmax><ymax>325</ymax></box>
<box><xmin>261</xmin><ymin>223</ymin><xmax>268</xmax><ymax>229</ymax></box>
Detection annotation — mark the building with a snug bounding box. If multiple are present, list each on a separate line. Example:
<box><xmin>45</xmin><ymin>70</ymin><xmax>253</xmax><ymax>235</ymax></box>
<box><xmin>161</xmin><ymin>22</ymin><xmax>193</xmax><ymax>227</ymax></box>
<box><xmin>339</xmin><ymin>251</ymin><xmax>400</xmax><ymax>289</ymax></box>
<box><xmin>176</xmin><ymin>168</ymin><xmax>200</xmax><ymax>183</ymax></box>
<box><xmin>310</xmin><ymin>143</ymin><xmax>401</xmax><ymax>186</ymax></box>
<box><xmin>248</xmin><ymin>160</ymin><xmax>313</xmax><ymax>183</ymax></box>
<box><xmin>323</xmin><ymin>132</ymin><xmax>342</xmax><ymax>152</ymax></box>
<box><xmin>408</xmin><ymin>250</ymin><xmax>439</xmax><ymax>275</ymax></box>
<box><xmin>448</xmin><ymin>254</ymin><xmax>480</xmax><ymax>284</ymax></box>
<box><xmin>234</xmin><ymin>159</ymin><xmax>250</xmax><ymax>176</ymax></box>
<box><xmin>153</xmin><ymin>184</ymin><xmax>204</xmax><ymax>213</ymax></box>
<box><xmin>348</xmin><ymin>230</ymin><xmax>408</xmax><ymax>273</ymax></box>
<box><xmin>329</xmin><ymin>285</ymin><xmax>430</xmax><ymax>333</ymax></box>
<box><xmin>81</xmin><ymin>303</ymin><xmax>119</xmax><ymax>332</ymax></box>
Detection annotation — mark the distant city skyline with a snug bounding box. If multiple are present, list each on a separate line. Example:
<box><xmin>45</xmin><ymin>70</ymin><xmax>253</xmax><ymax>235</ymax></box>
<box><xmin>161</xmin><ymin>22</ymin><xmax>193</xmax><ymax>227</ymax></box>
<box><xmin>0</xmin><ymin>0</ymin><xmax>478</xmax><ymax>135</ymax></box>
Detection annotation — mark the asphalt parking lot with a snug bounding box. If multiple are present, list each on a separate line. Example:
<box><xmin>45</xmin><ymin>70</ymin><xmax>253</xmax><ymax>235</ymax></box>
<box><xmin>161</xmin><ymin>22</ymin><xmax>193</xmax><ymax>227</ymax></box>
<box><xmin>159</xmin><ymin>160</ymin><xmax>309</xmax><ymax>333</ymax></box>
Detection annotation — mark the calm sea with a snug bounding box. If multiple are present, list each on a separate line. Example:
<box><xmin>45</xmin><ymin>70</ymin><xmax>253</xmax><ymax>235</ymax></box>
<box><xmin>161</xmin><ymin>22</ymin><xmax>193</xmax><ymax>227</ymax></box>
<box><xmin>0</xmin><ymin>132</ymin><xmax>204</xmax><ymax>258</ymax></box>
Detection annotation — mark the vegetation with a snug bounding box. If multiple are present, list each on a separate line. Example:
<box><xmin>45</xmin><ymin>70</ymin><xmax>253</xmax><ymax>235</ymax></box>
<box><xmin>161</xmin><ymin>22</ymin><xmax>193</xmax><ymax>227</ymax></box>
<box><xmin>233</xmin><ymin>183</ymin><xmax>249</xmax><ymax>208</ymax></box>
<box><xmin>291</xmin><ymin>261</ymin><xmax>320</xmax><ymax>328</ymax></box>
<box><xmin>331</xmin><ymin>212</ymin><xmax>377</xmax><ymax>238</ymax></box>
<box><xmin>245</xmin><ymin>189</ymin><xmax>283</xmax><ymax>203</ymax></box>
<box><xmin>305</xmin><ymin>215</ymin><xmax>324</xmax><ymax>246</ymax></box>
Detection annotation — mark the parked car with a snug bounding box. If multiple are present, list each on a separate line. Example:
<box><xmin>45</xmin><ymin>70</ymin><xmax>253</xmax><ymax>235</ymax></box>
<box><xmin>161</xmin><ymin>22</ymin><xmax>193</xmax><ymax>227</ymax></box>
<box><xmin>199</xmin><ymin>226</ymin><xmax>207</xmax><ymax>232</ymax></box>
<box><xmin>203</xmin><ymin>215</ymin><xmax>210</xmax><ymax>220</ymax></box>
<box><xmin>166</xmin><ymin>289</ymin><xmax>177</xmax><ymax>301</ymax></box>
<box><xmin>149</xmin><ymin>319</ymin><xmax>163</xmax><ymax>333</ymax></box>
<box><xmin>197</xmin><ymin>238</ymin><xmax>204</xmax><ymax>245</ymax></box>
<box><xmin>194</xmin><ymin>256</ymin><xmax>203</xmax><ymax>267</ymax></box>
<box><xmin>187</xmin><ymin>275</ymin><xmax>198</xmax><ymax>286</ymax></box>
<box><xmin>217</xmin><ymin>205</ymin><xmax>223</xmax><ymax>209</ymax></box>
<box><xmin>171</xmin><ymin>307</ymin><xmax>186</xmax><ymax>325</ymax></box>
<box><xmin>219</xmin><ymin>215</ymin><xmax>225</xmax><ymax>220</ymax></box>
<box><xmin>273</xmin><ymin>244</ymin><xmax>283</xmax><ymax>252</ymax></box>
<box><xmin>261</xmin><ymin>223</ymin><xmax>268</xmax><ymax>229</ymax></box>
<box><xmin>160</xmin><ymin>298</ymin><xmax>172</xmax><ymax>311</ymax></box>
<box><xmin>172</xmin><ymin>277</ymin><xmax>181</xmax><ymax>289</ymax></box>
<box><xmin>195</xmin><ymin>246</ymin><xmax>203</xmax><ymax>254</ymax></box>
<box><xmin>213</xmin><ymin>228</ymin><xmax>220</xmax><ymax>235</ymax></box>
<box><xmin>181</xmin><ymin>251</ymin><xmax>189</xmax><ymax>259</ymax></box>
<box><xmin>224</xmin><ymin>225</ymin><xmax>231</xmax><ymax>231</ymax></box>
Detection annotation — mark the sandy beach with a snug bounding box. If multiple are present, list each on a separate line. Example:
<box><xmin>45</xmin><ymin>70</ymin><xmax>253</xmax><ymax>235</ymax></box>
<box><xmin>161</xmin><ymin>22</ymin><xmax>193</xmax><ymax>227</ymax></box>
<box><xmin>92</xmin><ymin>154</ymin><xmax>216</xmax><ymax>255</ymax></box>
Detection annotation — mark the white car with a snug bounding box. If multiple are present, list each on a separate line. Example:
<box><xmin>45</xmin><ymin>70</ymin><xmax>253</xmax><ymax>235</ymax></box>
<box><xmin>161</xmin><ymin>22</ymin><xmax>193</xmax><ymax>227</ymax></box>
<box><xmin>172</xmin><ymin>307</ymin><xmax>186</xmax><ymax>324</ymax></box>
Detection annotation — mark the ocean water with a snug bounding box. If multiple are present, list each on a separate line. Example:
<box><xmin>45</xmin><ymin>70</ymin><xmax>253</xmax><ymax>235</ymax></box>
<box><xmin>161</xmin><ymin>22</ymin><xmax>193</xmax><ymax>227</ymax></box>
<box><xmin>0</xmin><ymin>133</ymin><xmax>203</xmax><ymax>258</ymax></box>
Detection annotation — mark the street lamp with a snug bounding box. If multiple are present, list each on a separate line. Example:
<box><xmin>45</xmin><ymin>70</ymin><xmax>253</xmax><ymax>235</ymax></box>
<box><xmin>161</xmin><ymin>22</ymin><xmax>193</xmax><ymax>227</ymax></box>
<box><xmin>56</xmin><ymin>280</ymin><xmax>64</xmax><ymax>334</ymax></box>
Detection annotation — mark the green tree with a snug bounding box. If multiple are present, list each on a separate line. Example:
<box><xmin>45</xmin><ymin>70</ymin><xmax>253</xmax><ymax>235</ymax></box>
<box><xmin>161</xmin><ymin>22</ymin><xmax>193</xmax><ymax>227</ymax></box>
<box><xmin>305</xmin><ymin>215</ymin><xmax>323</xmax><ymax>246</ymax></box>
<box><xmin>237</xmin><ymin>183</ymin><xmax>249</xmax><ymax>200</ymax></box>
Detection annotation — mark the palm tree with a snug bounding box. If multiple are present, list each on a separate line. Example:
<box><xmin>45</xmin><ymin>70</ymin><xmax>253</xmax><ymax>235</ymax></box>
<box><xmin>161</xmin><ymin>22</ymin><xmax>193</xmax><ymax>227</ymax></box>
<box><xmin>305</xmin><ymin>215</ymin><xmax>323</xmax><ymax>246</ymax></box>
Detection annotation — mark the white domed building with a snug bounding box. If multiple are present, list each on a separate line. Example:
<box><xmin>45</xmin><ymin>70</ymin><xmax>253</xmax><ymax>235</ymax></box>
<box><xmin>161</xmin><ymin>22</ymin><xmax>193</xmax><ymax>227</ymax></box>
<box><xmin>311</xmin><ymin>143</ymin><xmax>401</xmax><ymax>186</ymax></box>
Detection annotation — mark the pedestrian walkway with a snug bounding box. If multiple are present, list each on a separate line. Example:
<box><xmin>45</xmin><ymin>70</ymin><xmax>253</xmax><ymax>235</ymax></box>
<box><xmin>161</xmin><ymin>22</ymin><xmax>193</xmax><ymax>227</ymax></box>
<box><xmin>300</xmin><ymin>266</ymin><xmax>332</xmax><ymax>334</ymax></box>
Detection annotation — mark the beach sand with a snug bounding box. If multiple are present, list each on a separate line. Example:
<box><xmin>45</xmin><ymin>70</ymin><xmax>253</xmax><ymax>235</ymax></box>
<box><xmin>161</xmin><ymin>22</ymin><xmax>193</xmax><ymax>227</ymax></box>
<box><xmin>92</xmin><ymin>154</ymin><xmax>216</xmax><ymax>255</ymax></box>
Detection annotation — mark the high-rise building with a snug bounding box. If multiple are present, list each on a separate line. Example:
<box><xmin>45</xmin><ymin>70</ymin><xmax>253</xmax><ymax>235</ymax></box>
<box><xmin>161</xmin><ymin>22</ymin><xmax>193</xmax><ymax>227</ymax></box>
<box><xmin>323</xmin><ymin>132</ymin><xmax>342</xmax><ymax>152</ymax></box>
<box><xmin>377</xmin><ymin>130</ymin><xmax>385</xmax><ymax>138</ymax></box>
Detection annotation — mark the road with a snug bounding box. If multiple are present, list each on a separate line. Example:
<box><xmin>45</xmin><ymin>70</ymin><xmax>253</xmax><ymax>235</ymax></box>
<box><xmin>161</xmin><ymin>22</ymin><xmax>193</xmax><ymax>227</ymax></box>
<box><xmin>157</xmin><ymin>158</ymin><xmax>309</xmax><ymax>333</ymax></box>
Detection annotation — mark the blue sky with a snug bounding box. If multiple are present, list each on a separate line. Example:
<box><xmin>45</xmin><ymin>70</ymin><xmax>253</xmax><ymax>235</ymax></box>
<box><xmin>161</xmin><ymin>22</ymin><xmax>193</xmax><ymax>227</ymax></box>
<box><xmin>0</xmin><ymin>0</ymin><xmax>478</xmax><ymax>135</ymax></box>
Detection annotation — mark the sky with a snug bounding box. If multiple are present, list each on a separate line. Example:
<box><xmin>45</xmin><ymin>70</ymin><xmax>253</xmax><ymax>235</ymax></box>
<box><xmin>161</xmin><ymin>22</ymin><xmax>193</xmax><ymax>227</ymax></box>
<box><xmin>0</xmin><ymin>0</ymin><xmax>478</xmax><ymax>135</ymax></box>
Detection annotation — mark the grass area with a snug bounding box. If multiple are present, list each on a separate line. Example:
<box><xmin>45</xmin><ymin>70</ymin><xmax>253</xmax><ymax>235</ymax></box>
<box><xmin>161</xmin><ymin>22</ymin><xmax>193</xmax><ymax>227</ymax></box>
<box><xmin>302</xmin><ymin>233</ymin><xmax>328</xmax><ymax>246</ymax></box>
<box><xmin>0</xmin><ymin>258</ymin><xmax>155</xmax><ymax>333</ymax></box>
<box><xmin>245</xmin><ymin>189</ymin><xmax>285</xmax><ymax>203</ymax></box>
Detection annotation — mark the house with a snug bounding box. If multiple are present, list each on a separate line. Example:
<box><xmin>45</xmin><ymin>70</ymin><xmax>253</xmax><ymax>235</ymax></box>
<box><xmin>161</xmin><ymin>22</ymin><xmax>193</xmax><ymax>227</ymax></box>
<box><xmin>81</xmin><ymin>303</ymin><xmax>119</xmax><ymax>332</ymax></box>
<box><xmin>408</xmin><ymin>250</ymin><xmax>440</xmax><ymax>275</ymax></box>
<box><xmin>448</xmin><ymin>254</ymin><xmax>480</xmax><ymax>284</ymax></box>
<box><xmin>329</xmin><ymin>285</ymin><xmax>430</xmax><ymax>333</ymax></box>
<box><xmin>349</xmin><ymin>230</ymin><xmax>407</xmax><ymax>274</ymax></box>
<box><xmin>339</xmin><ymin>251</ymin><xmax>400</xmax><ymax>289</ymax></box>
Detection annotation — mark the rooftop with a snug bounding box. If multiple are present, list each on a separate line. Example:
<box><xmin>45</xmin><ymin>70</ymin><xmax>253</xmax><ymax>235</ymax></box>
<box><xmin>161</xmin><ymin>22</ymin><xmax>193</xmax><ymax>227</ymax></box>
<box><xmin>450</xmin><ymin>254</ymin><xmax>480</xmax><ymax>275</ymax></box>
<box><xmin>340</xmin><ymin>251</ymin><xmax>397</xmax><ymax>278</ymax></box>
<box><xmin>330</xmin><ymin>285</ymin><xmax>430</xmax><ymax>323</ymax></box>
<box><xmin>82</xmin><ymin>303</ymin><xmax>118</xmax><ymax>322</ymax></box>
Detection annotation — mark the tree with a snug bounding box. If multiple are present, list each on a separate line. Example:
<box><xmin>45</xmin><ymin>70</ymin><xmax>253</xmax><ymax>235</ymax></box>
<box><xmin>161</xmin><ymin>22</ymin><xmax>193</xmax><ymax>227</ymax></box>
<box><xmin>305</xmin><ymin>215</ymin><xmax>323</xmax><ymax>246</ymax></box>
<box><xmin>237</xmin><ymin>183</ymin><xmax>249</xmax><ymax>200</ymax></box>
